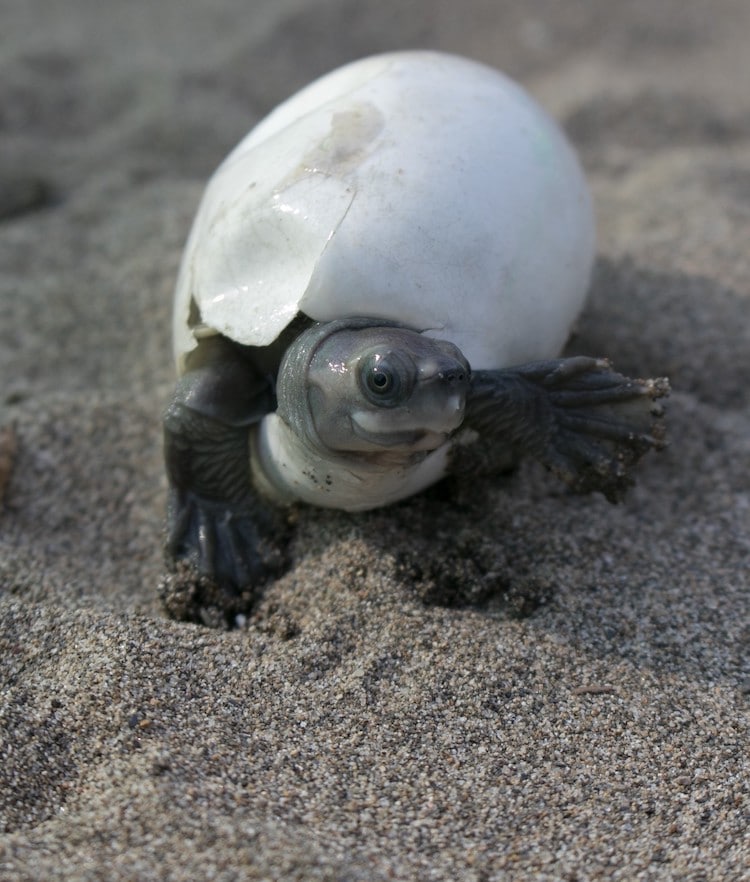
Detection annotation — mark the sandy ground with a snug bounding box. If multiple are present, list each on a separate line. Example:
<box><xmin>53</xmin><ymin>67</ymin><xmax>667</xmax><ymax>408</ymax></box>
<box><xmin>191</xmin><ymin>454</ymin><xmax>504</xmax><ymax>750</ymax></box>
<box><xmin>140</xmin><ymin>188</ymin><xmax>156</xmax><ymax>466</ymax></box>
<box><xmin>2</xmin><ymin>0</ymin><xmax>750</xmax><ymax>878</ymax></box>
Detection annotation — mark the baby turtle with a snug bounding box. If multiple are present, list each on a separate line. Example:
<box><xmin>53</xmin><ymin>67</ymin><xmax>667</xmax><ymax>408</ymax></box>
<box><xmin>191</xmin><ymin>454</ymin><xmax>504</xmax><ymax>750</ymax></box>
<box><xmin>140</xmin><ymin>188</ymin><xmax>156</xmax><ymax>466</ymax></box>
<box><xmin>163</xmin><ymin>51</ymin><xmax>668</xmax><ymax>612</ymax></box>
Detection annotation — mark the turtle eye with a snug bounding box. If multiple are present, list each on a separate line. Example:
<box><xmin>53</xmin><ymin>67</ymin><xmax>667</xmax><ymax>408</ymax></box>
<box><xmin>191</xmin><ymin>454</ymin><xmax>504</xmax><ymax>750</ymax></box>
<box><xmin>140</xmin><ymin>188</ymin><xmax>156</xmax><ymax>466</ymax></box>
<box><xmin>359</xmin><ymin>351</ymin><xmax>414</xmax><ymax>407</ymax></box>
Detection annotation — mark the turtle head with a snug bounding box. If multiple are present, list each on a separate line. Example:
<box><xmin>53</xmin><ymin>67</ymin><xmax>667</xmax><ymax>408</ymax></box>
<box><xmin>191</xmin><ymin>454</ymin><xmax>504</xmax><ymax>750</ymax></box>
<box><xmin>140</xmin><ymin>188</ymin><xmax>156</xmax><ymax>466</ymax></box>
<box><xmin>276</xmin><ymin>320</ymin><xmax>470</xmax><ymax>460</ymax></box>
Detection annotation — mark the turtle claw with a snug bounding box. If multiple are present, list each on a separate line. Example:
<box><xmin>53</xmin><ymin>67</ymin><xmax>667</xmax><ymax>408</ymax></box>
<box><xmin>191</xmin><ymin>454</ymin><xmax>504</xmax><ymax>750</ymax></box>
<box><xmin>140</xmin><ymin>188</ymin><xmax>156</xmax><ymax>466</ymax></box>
<box><xmin>466</xmin><ymin>357</ymin><xmax>669</xmax><ymax>502</ymax></box>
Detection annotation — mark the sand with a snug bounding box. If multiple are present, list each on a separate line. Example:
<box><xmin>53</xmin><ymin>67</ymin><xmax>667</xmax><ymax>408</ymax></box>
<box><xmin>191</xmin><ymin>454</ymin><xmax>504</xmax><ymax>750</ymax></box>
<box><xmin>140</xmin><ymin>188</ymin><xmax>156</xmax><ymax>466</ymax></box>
<box><xmin>1</xmin><ymin>0</ymin><xmax>750</xmax><ymax>878</ymax></box>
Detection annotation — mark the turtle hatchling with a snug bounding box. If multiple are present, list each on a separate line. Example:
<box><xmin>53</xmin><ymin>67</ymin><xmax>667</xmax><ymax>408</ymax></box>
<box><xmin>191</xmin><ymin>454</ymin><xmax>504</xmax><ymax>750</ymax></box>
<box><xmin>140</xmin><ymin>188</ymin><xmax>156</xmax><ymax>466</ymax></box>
<box><xmin>163</xmin><ymin>51</ymin><xmax>668</xmax><ymax>615</ymax></box>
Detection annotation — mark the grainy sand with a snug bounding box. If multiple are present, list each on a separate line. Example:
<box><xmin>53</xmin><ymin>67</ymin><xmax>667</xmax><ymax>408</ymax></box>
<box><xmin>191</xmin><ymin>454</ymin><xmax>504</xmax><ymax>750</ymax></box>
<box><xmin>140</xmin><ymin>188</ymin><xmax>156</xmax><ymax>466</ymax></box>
<box><xmin>2</xmin><ymin>0</ymin><xmax>750</xmax><ymax>878</ymax></box>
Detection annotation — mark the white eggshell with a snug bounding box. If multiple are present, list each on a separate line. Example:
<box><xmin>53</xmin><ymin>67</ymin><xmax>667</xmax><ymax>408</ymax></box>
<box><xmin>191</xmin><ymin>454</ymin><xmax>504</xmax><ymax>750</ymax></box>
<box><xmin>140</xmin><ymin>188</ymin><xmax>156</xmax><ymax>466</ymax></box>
<box><xmin>174</xmin><ymin>51</ymin><xmax>594</xmax><ymax>371</ymax></box>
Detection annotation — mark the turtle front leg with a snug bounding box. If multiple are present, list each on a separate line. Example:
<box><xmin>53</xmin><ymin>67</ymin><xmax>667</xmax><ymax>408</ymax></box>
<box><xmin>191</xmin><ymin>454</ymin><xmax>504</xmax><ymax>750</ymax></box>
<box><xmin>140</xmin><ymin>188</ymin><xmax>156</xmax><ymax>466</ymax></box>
<box><xmin>464</xmin><ymin>357</ymin><xmax>669</xmax><ymax>502</ymax></box>
<box><xmin>161</xmin><ymin>338</ymin><xmax>288</xmax><ymax>624</ymax></box>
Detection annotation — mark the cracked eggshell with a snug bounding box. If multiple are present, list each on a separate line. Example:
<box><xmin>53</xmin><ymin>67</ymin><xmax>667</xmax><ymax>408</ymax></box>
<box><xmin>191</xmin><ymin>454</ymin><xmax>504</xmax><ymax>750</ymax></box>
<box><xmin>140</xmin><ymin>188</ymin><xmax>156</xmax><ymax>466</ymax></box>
<box><xmin>173</xmin><ymin>51</ymin><xmax>595</xmax><ymax>372</ymax></box>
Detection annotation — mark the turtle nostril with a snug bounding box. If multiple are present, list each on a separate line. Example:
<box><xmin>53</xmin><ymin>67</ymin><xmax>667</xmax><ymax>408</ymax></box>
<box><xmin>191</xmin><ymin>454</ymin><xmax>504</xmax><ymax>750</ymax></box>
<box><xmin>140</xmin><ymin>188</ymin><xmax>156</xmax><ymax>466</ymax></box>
<box><xmin>439</xmin><ymin>369</ymin><xmax>467</xmax><ymax>386</ymax></box>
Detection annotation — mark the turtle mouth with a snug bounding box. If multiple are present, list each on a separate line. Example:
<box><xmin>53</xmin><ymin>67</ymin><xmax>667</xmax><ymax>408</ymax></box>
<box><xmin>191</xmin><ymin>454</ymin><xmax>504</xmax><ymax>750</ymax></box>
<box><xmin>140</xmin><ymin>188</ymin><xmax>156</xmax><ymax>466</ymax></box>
<box><xmin>350</xmin><ymin>417</ymin><xmax>452</xmax><ymax>451</ymax></box>
<box><xmin>351</xmin><ymin>385</ymin><xmax>466</xmax><ymax>450</ymax></box>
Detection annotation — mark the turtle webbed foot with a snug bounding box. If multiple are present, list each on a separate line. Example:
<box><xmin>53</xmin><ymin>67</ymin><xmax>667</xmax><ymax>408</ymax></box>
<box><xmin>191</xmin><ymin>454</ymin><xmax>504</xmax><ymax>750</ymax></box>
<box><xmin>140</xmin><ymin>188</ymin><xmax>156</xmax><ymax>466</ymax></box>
<box><xmin>467</xmin><ymin>357</ymin><xmax>669</xmax><ymax>502</ymax></box>
<box><xmin>167</xmin><ymin>488</ymin><xmax>286</xmax><ymax>589</ymax></box>
<box><xmin>162</xmin><ymin>488</ymin><xmax>288</xmax><ymax>626</ymax></box>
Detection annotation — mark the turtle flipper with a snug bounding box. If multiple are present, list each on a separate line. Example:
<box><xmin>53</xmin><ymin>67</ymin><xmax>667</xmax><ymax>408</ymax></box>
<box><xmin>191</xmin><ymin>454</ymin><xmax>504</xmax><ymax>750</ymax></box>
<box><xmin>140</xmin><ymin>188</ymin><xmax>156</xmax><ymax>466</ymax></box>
<box><xmin>161</xmin><ymin>339</ymin><xmax>287</xmax><ymax>622</ymax></box>
<box><xmin>164</xmin><ymin>417</ymin><xmax>285</xmax><ymax>589</ymax></box>
<box><xmin>465</xmin><ymin>357</ymin><xmax>669</xmax><ymax>502</ymax></box>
